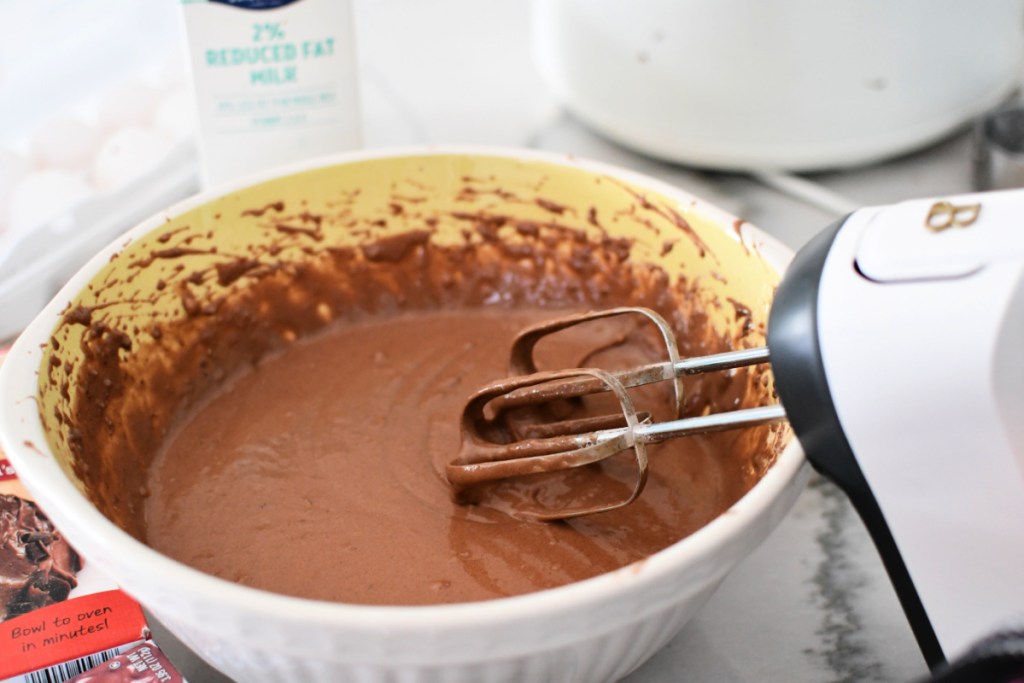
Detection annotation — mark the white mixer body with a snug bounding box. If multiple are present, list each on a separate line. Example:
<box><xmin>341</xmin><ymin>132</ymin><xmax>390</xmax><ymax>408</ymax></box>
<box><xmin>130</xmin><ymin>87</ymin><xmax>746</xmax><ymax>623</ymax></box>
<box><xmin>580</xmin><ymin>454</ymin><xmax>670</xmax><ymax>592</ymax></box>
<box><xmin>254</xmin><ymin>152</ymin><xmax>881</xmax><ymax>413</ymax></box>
<box><xmin>800</xmin><ymin>190</ymin><xmax>1024</xmax><ymax>662</ymax></box>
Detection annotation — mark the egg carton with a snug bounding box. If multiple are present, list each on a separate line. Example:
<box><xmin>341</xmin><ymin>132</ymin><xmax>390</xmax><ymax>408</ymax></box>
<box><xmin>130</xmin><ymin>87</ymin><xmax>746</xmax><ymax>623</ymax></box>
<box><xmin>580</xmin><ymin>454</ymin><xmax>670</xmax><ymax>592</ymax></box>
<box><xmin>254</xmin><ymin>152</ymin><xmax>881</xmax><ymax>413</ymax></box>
<box><xmin>0</xmin><ymin>0</ymin><xmax>198</xmax><ymax>341</ymax></box>
<box><xmin>0</xmin><ymin>141</ymin><xmax>200</xmax><ymax>341</ymax></box>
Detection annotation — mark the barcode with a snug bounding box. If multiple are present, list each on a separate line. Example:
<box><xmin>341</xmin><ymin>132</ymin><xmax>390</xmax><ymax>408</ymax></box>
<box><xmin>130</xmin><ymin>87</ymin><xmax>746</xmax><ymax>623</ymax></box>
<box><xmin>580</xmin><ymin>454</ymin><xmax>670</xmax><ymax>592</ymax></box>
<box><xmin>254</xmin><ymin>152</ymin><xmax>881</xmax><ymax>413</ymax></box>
<box><xmin>17</xmin><ymin>644</ymin><xmax>132</xmax><ymax>683</ymax></box>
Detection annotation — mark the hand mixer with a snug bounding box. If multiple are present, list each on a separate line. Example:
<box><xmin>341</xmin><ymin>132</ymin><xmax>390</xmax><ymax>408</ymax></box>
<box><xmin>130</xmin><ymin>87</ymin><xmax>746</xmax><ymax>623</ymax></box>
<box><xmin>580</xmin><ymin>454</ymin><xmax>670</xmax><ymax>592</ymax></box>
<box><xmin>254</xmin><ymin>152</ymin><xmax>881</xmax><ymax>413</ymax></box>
<box><xmin>447</xmin><ymin>189</ymin><xmax>1024</xmax><ymax>671</ymax></box>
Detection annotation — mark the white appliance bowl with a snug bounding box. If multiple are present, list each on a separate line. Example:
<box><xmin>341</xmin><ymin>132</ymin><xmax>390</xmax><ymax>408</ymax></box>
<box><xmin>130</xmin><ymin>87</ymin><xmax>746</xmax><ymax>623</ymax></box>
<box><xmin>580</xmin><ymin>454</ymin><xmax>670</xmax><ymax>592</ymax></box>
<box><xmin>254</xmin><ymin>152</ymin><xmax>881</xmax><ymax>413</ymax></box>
<box><xmin>532</xmin><ymin>0</ymin><xmax>1024</xmax><ymax>171</ymax></box>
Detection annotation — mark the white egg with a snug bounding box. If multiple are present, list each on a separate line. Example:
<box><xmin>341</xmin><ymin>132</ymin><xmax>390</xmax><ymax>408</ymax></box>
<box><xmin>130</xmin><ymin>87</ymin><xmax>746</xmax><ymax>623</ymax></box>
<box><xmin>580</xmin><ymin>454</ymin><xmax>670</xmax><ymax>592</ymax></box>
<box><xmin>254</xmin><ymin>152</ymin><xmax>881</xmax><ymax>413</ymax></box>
<box><xmin>154</xmin><ymin>88</ymin><xmax>197</xmax><ymax>139</ymax></box>
<box><xmin>92</xmin><ymin>126</ymin><xmax>175</xmax><ymax>192</ymax></box>
<box><xmin>96</xmin><ymin>80</ymin><xmax>160</xmax><ymax>132</ymax></box>
<box><xmin>30</xmin><ymin>116</ymin><xmax>100</xmax><ymax>171</ymax></box>
<box><xmin>8</xmin><ymin>170</ymin><xmax>93</xmax><ymax>235</ymax></box>
<box><xmin>0</xmin><ymin>147</ymin><xmax>31</xmax><ymax>229</ymax></box>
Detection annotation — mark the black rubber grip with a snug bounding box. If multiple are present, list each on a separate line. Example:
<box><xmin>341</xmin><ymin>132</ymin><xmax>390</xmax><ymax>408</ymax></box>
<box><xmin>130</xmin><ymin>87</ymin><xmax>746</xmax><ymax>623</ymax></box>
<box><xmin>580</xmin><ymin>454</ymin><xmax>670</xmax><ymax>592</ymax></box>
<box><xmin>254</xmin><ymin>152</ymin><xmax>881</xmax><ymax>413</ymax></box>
<box><xmin>768</xmin><ymin>219</ymin><xmax>945</xmax><ymax>669</ymax></box>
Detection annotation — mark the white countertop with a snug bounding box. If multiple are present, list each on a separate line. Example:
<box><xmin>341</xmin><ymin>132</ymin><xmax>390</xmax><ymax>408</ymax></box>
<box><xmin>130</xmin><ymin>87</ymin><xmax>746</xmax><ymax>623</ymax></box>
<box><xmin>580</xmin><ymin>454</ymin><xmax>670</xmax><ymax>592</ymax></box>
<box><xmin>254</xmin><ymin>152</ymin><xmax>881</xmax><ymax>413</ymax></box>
<box><xmin>22</xmin><ymin>1</ymin><xmax>987</xmax><ymax>680</ymax></box>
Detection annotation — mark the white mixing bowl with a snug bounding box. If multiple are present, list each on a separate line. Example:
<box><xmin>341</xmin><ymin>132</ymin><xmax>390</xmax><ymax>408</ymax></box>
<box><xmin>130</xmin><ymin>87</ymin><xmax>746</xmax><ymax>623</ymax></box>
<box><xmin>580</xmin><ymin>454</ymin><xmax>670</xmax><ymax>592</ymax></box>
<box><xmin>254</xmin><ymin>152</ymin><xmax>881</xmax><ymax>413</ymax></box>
<box><xmin>0</xmin><ymin>148</ymin><xmax>809</xmax><ymax>682</ymax></box>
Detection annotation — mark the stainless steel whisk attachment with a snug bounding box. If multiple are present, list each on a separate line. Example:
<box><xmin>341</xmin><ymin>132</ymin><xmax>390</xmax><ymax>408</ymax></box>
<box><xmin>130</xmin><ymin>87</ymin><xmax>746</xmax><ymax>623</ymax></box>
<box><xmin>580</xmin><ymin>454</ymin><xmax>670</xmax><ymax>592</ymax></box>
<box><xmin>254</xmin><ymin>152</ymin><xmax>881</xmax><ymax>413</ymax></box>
<box><xmin>447</xmin><ymin>306</ymin><xmax>787</xmax><ymax>520</ymax></box>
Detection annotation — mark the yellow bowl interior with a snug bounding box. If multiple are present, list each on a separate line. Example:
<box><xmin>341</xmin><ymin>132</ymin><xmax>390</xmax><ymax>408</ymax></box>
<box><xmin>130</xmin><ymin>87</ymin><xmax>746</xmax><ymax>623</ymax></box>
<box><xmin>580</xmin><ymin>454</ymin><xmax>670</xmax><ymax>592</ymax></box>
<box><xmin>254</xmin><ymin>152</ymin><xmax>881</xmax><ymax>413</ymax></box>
<box><xmin>36</xmin><ymin>153</ymin><xmax>784</xmax><ymax>535</ymax></box>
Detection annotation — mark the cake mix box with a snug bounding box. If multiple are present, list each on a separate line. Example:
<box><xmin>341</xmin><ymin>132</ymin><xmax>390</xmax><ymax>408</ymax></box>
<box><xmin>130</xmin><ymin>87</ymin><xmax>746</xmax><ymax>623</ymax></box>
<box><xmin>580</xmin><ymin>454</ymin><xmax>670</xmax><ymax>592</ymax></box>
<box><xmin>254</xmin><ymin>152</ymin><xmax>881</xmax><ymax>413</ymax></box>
<box><xmin>0</xmin><ymin>347</ymin><xmax>185</xmax><ymax>682</ymax></box>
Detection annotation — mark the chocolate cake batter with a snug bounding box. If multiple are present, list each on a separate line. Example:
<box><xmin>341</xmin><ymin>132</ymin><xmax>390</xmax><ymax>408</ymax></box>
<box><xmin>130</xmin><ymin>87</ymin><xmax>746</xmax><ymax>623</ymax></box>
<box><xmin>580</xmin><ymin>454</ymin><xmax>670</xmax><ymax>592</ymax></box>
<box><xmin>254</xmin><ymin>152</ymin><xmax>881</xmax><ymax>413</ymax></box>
<box><xmin>145</xmin><ymin>304</ymin><xmax>771</xmax><ymax>605</ymax></box>
<box><xmin>41</xmin><ymin>167</ymin><xmax>783</xmax><ymax>607</ymax></box>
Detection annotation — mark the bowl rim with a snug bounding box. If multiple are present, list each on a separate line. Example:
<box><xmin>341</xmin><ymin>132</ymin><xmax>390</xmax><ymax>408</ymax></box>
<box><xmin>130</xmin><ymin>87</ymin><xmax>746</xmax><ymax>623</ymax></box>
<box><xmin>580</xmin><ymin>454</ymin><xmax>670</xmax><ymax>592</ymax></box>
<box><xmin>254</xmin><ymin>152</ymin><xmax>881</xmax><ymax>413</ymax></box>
<box><xmin>0</xmin><ymin>145</ymin><xmax>806</xmax><ymax>642</ymax></box>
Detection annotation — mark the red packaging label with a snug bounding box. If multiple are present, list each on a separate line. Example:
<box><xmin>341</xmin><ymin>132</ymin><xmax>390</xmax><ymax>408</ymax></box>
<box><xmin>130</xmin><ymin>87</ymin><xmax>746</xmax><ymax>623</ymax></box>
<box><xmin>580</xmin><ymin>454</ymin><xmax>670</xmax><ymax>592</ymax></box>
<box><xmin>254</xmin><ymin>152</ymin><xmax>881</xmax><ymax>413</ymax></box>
<box><xmin>0</xmin><ymin>590</ymin><xmax>148</xmax><ymax>679</ymax></box>
<box><xmin>0</xmin><ymin>460</ymin><xmax>14</xmax><ymax>482</ymax></box>
<box><xmin>65</xmin><ymin>642</ymin><xmax>184</xmax><ymax>683</ymax></box>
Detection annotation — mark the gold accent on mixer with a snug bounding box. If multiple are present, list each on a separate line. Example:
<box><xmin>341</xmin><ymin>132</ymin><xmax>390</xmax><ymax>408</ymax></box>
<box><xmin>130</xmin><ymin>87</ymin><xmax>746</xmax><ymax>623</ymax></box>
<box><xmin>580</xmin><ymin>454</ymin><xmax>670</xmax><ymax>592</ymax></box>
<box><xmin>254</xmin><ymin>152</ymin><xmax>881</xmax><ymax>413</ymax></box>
<box><xmin>925</xmin><ymin>200</ymin><xmax>981</xmax><ymax>232</ymax></box>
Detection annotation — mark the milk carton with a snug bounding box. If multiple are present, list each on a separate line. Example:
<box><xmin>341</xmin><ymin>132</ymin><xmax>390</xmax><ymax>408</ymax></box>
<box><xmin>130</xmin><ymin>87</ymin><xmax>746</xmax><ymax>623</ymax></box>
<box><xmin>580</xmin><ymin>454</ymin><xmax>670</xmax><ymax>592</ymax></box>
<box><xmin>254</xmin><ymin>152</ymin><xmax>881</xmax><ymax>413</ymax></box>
<box><xmin>178</xmin><ymin>0</ymin><xmax>361</xmax><ymax>186</ymax></box>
